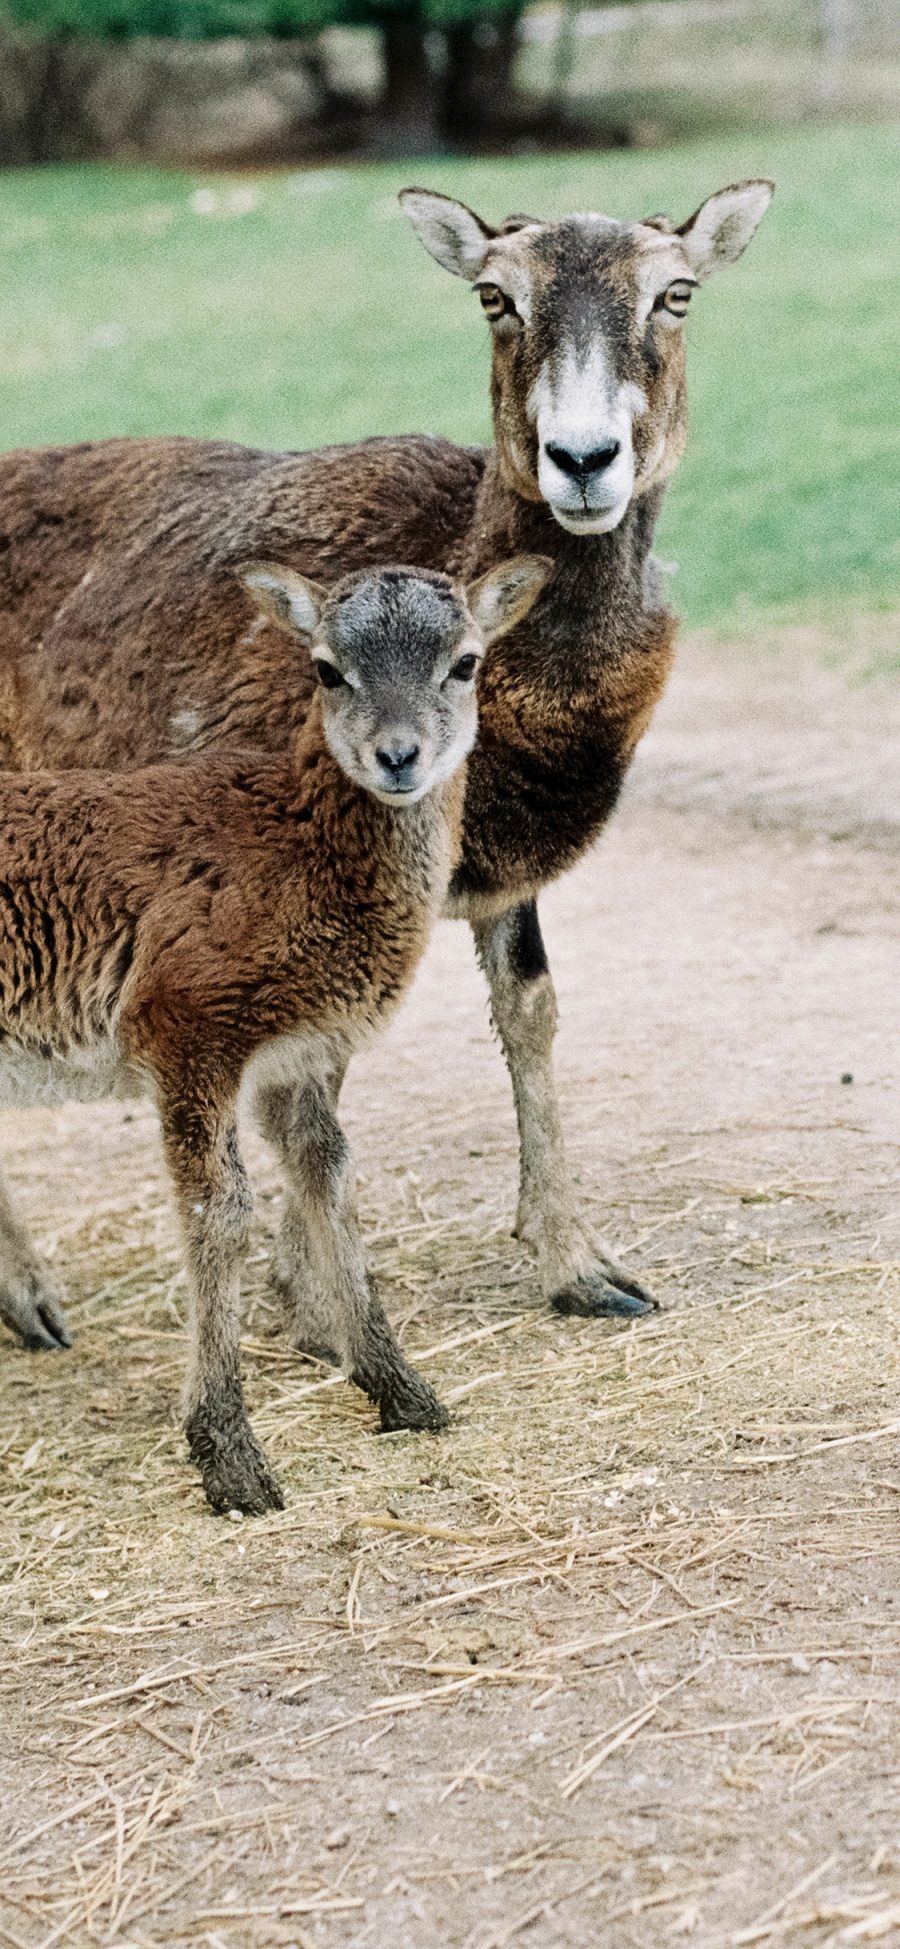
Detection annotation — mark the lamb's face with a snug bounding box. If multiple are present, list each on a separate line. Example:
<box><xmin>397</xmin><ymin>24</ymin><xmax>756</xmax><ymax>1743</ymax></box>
<box><xmin>240</xmin><ymin>556</ymin><xmax>552</xmax><ymax>805</ymax></box>
<box><xmin>316</xmin><ymin>569</ymin><xmax>481</xmax><ymax>804</ymax></box>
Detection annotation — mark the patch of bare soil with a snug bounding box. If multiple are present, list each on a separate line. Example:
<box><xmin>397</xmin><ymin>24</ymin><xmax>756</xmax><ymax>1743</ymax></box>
<box><xmin>1</xmin><ymin>617</ymin><xmax>899</xmax><ymax>1949</ymax></box>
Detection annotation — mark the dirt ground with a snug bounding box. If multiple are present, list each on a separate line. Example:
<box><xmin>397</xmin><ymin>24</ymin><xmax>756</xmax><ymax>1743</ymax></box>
<box><xmin>1</xmin><ymin>615</ymin><xmax>899</xmax><ymax>1949</ymax></box>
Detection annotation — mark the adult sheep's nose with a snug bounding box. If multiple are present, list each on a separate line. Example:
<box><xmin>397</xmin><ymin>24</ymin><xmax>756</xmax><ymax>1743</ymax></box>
<box><xmin>544</xmin><ymin>439</ymin><xmax>621</xmax><ymax>479</ymax></box>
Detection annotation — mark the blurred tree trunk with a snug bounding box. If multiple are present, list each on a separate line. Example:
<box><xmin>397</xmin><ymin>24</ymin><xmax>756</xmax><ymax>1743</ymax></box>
<box><xmin>440</xmin><ymin>13</ymin><xmax>520</xmax><ymax>138</ymax></box>
<box><xmin>379</xmin><ymin>6</ymin><xmax>440</xmax><ymax>149</ymax></box>
<box><xmin>375</xmin><ymin>3</ymin><xmax>523</xmax><ymax>150</ymax></box>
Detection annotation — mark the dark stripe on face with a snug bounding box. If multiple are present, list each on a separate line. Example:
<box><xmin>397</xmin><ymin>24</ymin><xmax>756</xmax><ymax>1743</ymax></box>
<box><xmin>531</xmin><ymin>223</ymin><xmax>636</xmax><ymax>372</ymax></box>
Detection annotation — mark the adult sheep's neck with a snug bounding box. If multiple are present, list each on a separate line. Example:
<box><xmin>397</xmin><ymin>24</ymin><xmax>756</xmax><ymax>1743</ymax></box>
<box><xmin>446</xmin><ymin>455</ymin><xmax>678</xmax><ymax>913</ymax></box>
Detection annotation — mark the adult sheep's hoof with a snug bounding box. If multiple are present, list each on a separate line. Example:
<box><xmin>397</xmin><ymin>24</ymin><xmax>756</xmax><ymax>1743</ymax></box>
<box><xmin>187</xmin><ymin>1407</ymin><xmax>285</xmax><ymax>1516</ymax></box>
<box><xmin>592</xmin><ymin>1253</ymin><xmax>657</xmax><ymax>1310</ymax></box>
<box><xmin>551</xmin><ymin>1273</ymin><xmax>657</xmax><ymax>1320</ymax></box>
<box><xmin>0</xmin><ymin>1266</ymin><xmax>72</xmax><ymax>1351</ymax></box>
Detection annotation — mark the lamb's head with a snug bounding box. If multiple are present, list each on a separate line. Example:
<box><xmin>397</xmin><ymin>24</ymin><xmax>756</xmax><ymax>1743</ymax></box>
<box><xmin>241</xmin><ymin>557</ymin><xmax>551</xmax><ymax>804</ymax></box>
<box><xmin>400</xmin><ymin>180</ymin><xmax>773</xmax><ymax>537</ymax></box>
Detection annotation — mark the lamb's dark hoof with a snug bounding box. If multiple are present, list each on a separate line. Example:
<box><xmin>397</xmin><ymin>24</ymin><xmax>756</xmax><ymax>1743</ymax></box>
<box><xmin>368</xmin><ymin>1368</ymin><xmax>450</xmax><ymax>1435</ymax></box>
<box><xmin>1</xmin><ymin>1272</ymin><xmax>72</xmax><ymax>1351</ymax></box>
<box><xmin>187</xmin><ymin>1409</ymin><xmax>285</xmax><ymax>1516</ymax></box>
<box><xmin>551</xmin><ymin>1274</ymin><xmax>656</xmax><ymax>1320</ymax></box>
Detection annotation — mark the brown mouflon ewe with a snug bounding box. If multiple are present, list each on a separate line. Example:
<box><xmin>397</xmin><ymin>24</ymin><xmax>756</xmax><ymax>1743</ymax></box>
<box><xmin>0</xmin><ymin>176</ymin><xmax>772</xmax><ymax>1353</ymax></box>
<box><xmin>0</xmin><ymin>555</ymin><xmax>550</xmax><ymax>1512</ymax></box>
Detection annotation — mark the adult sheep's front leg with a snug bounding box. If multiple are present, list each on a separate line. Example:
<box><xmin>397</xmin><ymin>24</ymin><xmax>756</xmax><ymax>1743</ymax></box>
<box><xmin>161</xmin><ymin>1095</ymin><xmax>284</xmax><ymax>1516</ymax></box>
<box><xmin>0</xmin><ymin>1163</ymin><xmax>72</xmax><ymax>1351</ymax></box>
<box><xmin>472</xmin><ymin>901</ymin><xmax>657</xmax><ymax>1320</ymax></box>
<box><xmin>271</xmin><ymin>1075</ymin><xmax>448</xmax><ymax>1434</ymax></box>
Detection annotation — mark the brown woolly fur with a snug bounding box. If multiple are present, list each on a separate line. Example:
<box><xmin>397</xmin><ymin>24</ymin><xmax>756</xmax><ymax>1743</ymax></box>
<box><xmin>0</xmin><ymin>558</ymin><xmax>549</xmax><ymax>1513</ymax></box>
<box><xmin>0</xmin><ymin>178</ymin><xmax>772</xmax><ymax>1336</ymax></box>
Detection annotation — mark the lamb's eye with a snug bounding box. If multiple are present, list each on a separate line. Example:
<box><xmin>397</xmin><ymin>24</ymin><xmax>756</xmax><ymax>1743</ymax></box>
<box><xmin>654</xmin><ymin>278</ymin><xmax>697</xmax><ymax>318</ymax></box>
<box><xmin>449</xmin><ymin>653</ymin><xmax>478</xmax><ymax>683</ymax></box>
<box><xmin>314</xmin><ymin>659</ymin><xmax>346</xmax><ymax>691</ymax></box>
<box><xmin>478</xmin><ymin>284</ymin><xmax>516</xmax><ymax>322</ymax></box>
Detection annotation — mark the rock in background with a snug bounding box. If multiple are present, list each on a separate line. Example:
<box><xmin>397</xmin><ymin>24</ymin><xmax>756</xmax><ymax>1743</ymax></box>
<box><xmin>0</xmin><ymin>29</ymin><xmax>346</xmax><ymax>164</ymax></box>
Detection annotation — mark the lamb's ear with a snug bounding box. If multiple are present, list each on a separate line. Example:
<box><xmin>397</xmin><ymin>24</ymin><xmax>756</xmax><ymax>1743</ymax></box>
<box><xmin>467</xmin><ymin>555</ymin><xmax>554</xmax><ymax>645</ymax></box>
<box><xmin>399</xmin><ymin>188</ymin><xmax>497</xmax><ymax>280</ymax></box>
<box><xmin>239</xmin><ymin>561</ymin><xmax>326</xmax><ymax>638</ymax></box>
<box><xmin>676</xmin><ymin>180</ymin><xmax>774</xmax><ymax>279</ymax></box>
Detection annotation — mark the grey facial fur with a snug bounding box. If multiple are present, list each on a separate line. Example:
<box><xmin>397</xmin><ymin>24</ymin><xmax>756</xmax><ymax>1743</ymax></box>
<box><xmin>317</xmin><ymin>569</ymin><xmax>479</xmax><ymax>803</ymax></box>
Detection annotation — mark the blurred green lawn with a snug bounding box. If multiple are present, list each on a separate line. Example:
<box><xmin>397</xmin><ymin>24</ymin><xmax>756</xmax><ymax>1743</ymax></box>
<box><xmin>0</xmin><ymin>123</ymin><xmax>897</xmax><ymax>629</ymax></box>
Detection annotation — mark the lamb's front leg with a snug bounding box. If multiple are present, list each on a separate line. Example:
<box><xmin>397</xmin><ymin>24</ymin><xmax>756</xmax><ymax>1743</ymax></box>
<box><xmin>161</xmin><ymin>1098</ymin><xmax>284</xmax><ymax>1515</ymax></box>
<box><xmin>472</xmin><ymin>901</ymin><xmax>656</xmax><ymax>1319</ymax></box>
<box><xmin>269</xmin><ymin>1075</ymin><xmax>448</xmax><ymax>1433</ymax></box>
<box><xmin>0</xmin><ymin>1162</ymin><xmax>71</xmax><ymax>1351</ymax></box>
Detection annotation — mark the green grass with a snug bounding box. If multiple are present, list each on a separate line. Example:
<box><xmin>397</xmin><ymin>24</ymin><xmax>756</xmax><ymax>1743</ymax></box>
<box><xmin>1</xmin><ymin>123</ymin><xmax>898</xmax><ymax>628</ymax></box>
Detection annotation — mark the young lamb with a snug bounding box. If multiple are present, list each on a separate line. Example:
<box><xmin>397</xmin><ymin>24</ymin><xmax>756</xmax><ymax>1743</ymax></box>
<box><xmin>0</xmin><ymin>554</ymin><xmax>550</xmax><ymax>1514</ymax></box>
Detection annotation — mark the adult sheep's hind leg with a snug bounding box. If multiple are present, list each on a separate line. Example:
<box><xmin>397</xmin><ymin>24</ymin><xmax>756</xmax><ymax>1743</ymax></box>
<box><xmin>271</xmin><ymin>1074</ymin><xmax>448</xmax><ymax>1434</ymax></box>
<box><xmin>161</xmin><ymin>1096</ymin><xmax>284</xmax><ymax>1516</ymax></box>
<box><xmin>473</xmin><ymin>901</ymin><xmax>657</xmax><ymax>1321</ymax></box>
<box><xmin>0</xmin><ymin>1163</ymin><xmax>71</xmax><ymax>1350</ymax></box>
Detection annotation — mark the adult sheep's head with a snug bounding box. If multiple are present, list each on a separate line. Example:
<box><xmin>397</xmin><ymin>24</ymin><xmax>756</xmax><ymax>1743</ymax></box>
<box><xmin>400</xmin><ymin>181</ymin><xmax>773</xmax><ymax>537</ymax></box>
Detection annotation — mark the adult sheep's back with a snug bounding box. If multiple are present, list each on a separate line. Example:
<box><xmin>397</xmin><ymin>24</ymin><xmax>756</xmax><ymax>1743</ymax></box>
<box><xmin>0</xmin><ymin>434</ymin><xmax>486</xmax><ymax>771</ymax></box>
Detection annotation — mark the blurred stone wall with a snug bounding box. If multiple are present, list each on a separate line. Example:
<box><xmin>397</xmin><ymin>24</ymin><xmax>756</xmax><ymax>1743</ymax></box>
<box><xmin>0</xmin><ymin>28</ymin><xmax>338</xmax><ymax>164</ymax></box>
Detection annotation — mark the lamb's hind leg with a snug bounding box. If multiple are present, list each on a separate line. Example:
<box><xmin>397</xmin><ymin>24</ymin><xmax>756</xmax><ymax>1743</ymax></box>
<box><xmin>264</xmin><ymin>1075</ymin><xmax>448</xmax><ymax>1433</ymax></box>
<box><xmin>472</xmin><ymin>900</ymin><xmax>656</xmax><ymax>1320</ymax></box>
<box><xmin>161</xmin><ymin>1095</ymin><xmax>284</xmax><ymax>1515</ymax></box>
<box><xmin>257</xmin><ymin>1074</ymin><xmax>345</xmax><ymax>1362</ymax></box>
<box><xmin>0</xmin><ymin>1161</ymin><xmax>71</xmax><ymax>1350</ymax></box>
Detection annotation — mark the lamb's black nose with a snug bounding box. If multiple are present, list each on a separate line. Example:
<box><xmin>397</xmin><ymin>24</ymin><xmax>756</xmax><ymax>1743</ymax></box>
<box><xmin>376</xmin><ymin>742</ymin><xmax>420</xmax><ymax>778</ymax></box>
<box><xmin>545</xmin><ymin>439</ymin><xmax>621</xmax><ymax>479</ymax></box>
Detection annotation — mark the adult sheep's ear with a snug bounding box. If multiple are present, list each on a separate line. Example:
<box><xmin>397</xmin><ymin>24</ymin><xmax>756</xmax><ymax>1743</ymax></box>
<box><xmin>398</xmin><ymin>188</ymin><xmax>497</xmax><ymax>280</ymax></box>
<box><xmin>676</xmin><ymin>180</ymin><xmax>774</xmax><ymax>279</ymax></box>
<box><xmin>239</xmin><ymin>562</ymin><xmax>326</xmax><ymax>638</ymax></box>
<box><xmin>467</xmin><ymin>555</ymin><xmax>554</xmax><ymax>645</ymax></box>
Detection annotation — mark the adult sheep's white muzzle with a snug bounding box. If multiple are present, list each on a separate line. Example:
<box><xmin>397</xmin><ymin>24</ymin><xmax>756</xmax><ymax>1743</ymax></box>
<box><xmin>531</xmin><ymin>347</ymin><xmax>645</xmax><ymax>536</ymax></box>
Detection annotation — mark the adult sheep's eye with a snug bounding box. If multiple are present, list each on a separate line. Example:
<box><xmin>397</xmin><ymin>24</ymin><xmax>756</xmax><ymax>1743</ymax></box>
<box><xmin>654</xmin><ymin>278</ymin><xmax>697</xmax><ymax>318</ymax></box>
<box><xmin>478</xmin><ymin>284</ymin><xmax>516</xmax><ymax>322</ymax></box>
<box><xmin>449</xmin><ymin>653</ymin><xmax>478</xmax><ymax>682</ymax></box>
<box><xmin>314</xmin><ymin>659</ymin><xmax>346</xmax><ymax>691</ymax></box>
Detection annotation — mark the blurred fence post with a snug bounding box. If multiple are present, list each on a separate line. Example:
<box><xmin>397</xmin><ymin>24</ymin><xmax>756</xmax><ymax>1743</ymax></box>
<box><xmin>547</xmin><ymin>0</ymin><xmax>581</xmax><ymax>119</ymax></box>
<box><xmin>821</xmin><ymin>0</ymin><xmax>852</xmax><ymax>103</ymax></box>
